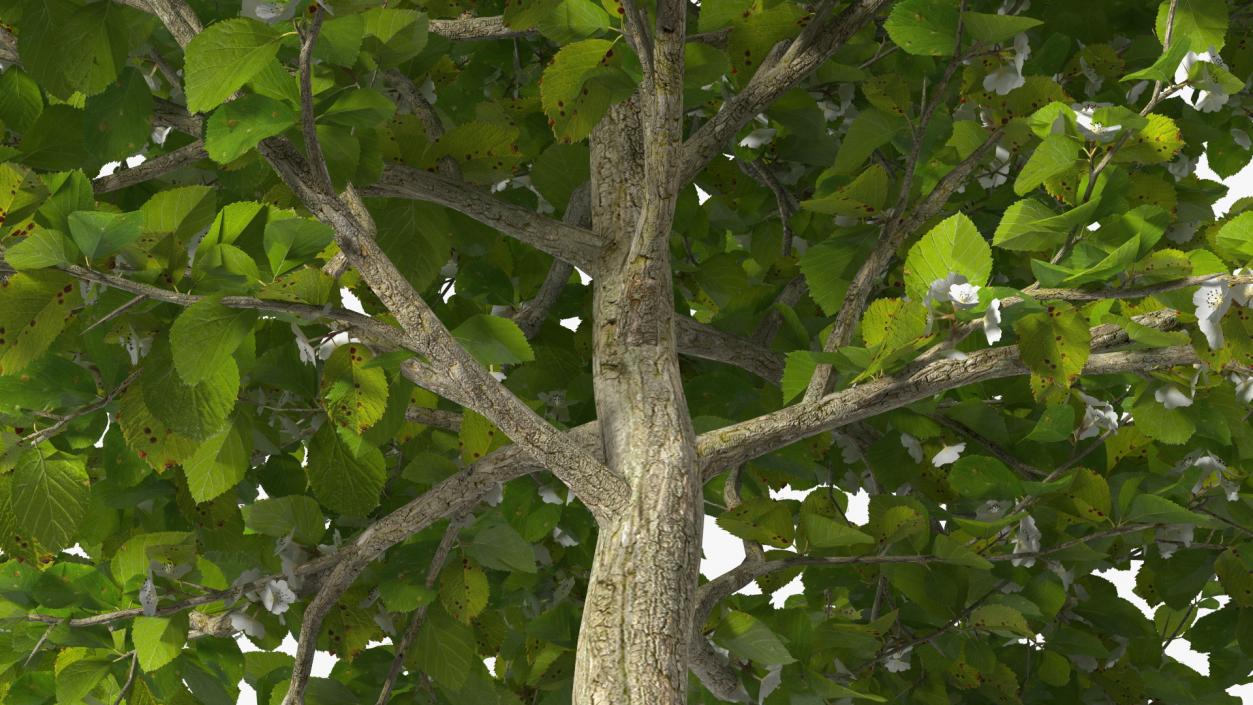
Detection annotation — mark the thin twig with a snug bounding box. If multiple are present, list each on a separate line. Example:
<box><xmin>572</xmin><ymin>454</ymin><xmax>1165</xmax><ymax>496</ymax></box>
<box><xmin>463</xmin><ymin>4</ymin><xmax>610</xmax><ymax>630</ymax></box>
<box><xmin>20</xmin><ymin>369</ymin><xmax>141</xmax><ymax>447</ymax></box>
<box><xmin>111</xmin><ymin>652</ymin><xmax>139</xmax><ymax>705</ymax></box>
<box><xmin>298</xmin><ymin>7</ymin><xmax>332</xmax><ymax>193</ymax></box>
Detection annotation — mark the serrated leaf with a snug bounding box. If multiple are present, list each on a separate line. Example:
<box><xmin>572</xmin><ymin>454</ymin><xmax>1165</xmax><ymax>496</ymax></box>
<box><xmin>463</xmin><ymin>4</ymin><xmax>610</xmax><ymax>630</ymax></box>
<box><xmin>1015</xmin><ymin>134</ymin><xmax>1081</xmax><ymax>196</ymax></box>
<box><xmin>205</xmin><ymin>93</ymin><xmax>297</xmax><ymax>164</ymax></box>
<box><xmin>903</xmin><ymin>213</ymin><xmax>993</xmax><ymax>301</ymax></box>
<box><xmin>1015</xmin><ymin>302</ymin><xmax>1091</xmax><ymax>399</ymax></box>
<box><xmin>948</xmin><ymin>455</ymin><xmax>1023</xmax><ymax>500</ymax></box>
<box><xmin>714</xmin><ymin>610</ymin><xmax>796</xmax><ymax>665</ymax></box>
<box><xmin>320</xmin><ymin>343</ymin><xmax>389</xmax><ymax>434</ymax></box>
<box><xmin>83</xmin><ymin>67</ymin><xmax>154</xmax><ymax>162</ymax></box>
<box><xmin>452</xmin><ymin>315</ymin><xmax>534</xmax><ymax>366</ymax></box>
<box><xmin>0</xmin><ymin>270</ymin><xmax>81</xmax><ymax>376</ymax></box>
<box><xmin>779</xmin><ymin>350</ymin><xmax>841</xmax><ymax>403</ymax></box>
<box><xmin>11</xmin><ymin>449</ymin><xmax>89</xmax><ymax>552</ymax></box>
<box><xmin>993</xmin><ymin>198</ymin><xmax>1100</xmax><ymax>252</ymax></box>
<box><xmin>1156</xmin><ymin>0</ymin><xmax>1227</xmax><ymax>52</ymax></box>
<box><xmin>858</xmin><ymin>297</ymin><xmax>927</xmax><ymax>380</ymax></box>
<box><xmin>184</xmin><ymin>19</ymin><xmax>284</xmax><ymax>113</ymax></box>
<box><xmin>141</xmin><ymin>343</ymin><xmax>240</xmax><ymax>441</ymax></box>
<box><xmin>54</xmin><ymin>651</ymin><xmax>113</xmax><ymax>704</ymax></box>
<box><xmin>133</xmin><ymin>614</ymin><xmax>188</xmax><ymax>672</ymax></box>
<box><xmin>263</xmin><ymin>216</ymin><xmax>335</xmax><ymax>278</ymax></box>
<box><xmin>802</xmin><ymin>512</ymin><xmax>875</xmax><ymax>548</ymax></box>
<box><xmin>67</xmin><ymin>210</ymin><xmax>144</xmax><ymax>260</ymax></box>
<box><xmin>3</xmin><ymin>227</ymin><xmax>76</xmax><ymax>270</ymax></box>
<box><xmin>440</xmin><ymin>561</ymin><xmax>489</xmax><ymax>623</ymax></box>
<box><xmin>884</xmin><ymin>0</ymin><xmax>959</xmax><ymax>55</ymax></box>
<box><xmin>970</xmin><ymin>604</ymin><xmax>1032</xmax><ymax>636</ymax></box>
<box><xmin>170</xmin><ymin>299</ymin><xmax>257</xmax><ymax>386</ymax></box>
<box><xmin>802</xmin><ymin>164</ymin><xmax>889</xmax><ymax>216</ymax></box>
<box><xmin>412</xmin><ymin>607</ymin><xmax>476</xmax><ymax>689</ymax></box>
<box><xmin>960</xmin><ymin>11</ymin><xmax>1042</xmax><ymax>42</ymax></box>
<box><xmin>717</xmin><ymin>497</ymin><xmax>796</xmax><ymax>548</ymax></box>
<box><xmin>540</xmin><ymin>38</ymin><xmax>636</xmax><ymax>143</ymax></box>
<box><xmin>421</xmin><ymin>121</ymin><xmax>523</xmax><ymax>183</ymax></box>
<box><xmin>830</xmin><ymin>108</ymin><xmax>905</xmax><ymax>174</ymax></box>
<box><xmin>306</xmin><ymin>425</ymin><xmax>386</xmax><ymax>516</ymax></box>
<box><xmin>466</xmin><ymin>522</ymin><xmax>537</xmax><ymax>574</ymax></box>
<box><xmin>933</xmin><ymin>533</ymin><xmax>993</xmax><ymax>570</ymax></box>
<box><xmin>1065</xmin><ymin>468</ymin><xmax>1111</xmax><ymax>523</ymax></box>
<box><xmin>242</xmin><ymin>496</ymin><xmax>324</xmax><ymax>545</ymax></box>
<box><xmin>1125</xmin><ymin>495</ymin><xmax>1208</xmax><ymax>525</ymax></box>
<box><xmin>17</xmin><ymin>0</ymin><xmax>128</xmax><ymax>99</ymax></box>
<box><xmin>183</xmin><ymin>420</ymin><xmax>247</xmax><ymax>504</ymax></box>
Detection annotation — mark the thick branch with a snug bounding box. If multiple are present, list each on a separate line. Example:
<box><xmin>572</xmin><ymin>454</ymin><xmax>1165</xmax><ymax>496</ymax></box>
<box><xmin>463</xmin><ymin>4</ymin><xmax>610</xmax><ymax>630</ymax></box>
<box><xmin>698</xmin><ymin>344</ymin><xmax>1200</xmax><ymax>476</ymax></box>
<box><xmin>428</xmin><ymin>15</ymin><xmax>534</xmax><ymax>41</ymax></box>
<box><xmin>362</xmin><ymin>165</ymin><xmax>604</xmax><ymax>271</ymax></box>
<box><xmin>675</xmin><ymin>316</ymin><xmax>785</xmax><ymax>383</ymax></box>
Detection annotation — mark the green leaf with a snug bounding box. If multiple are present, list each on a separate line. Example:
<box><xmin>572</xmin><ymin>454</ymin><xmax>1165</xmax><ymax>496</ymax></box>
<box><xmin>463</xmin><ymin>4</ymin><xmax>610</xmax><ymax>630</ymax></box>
<box><xmin>993</xmin><ymin>198</ymin><xmax>1100</xmax><ymax>252</ymax></box>
<box><xmin>361</xmin><ymin>8</ymin><xmax>429</xmax><ymax>67</ymax></box>
<box><xmin>0</xmin><ymin>68</ymin><xmax>44</xmax><ymax>133</ymax></box>
<box><xmin>714</xmin><ymin>610</ymin><xmax>796</xmax><ymax>665</ymax></box>
<box><xmin>933</xmin><ymin>533</ymin><xmax>993</xmax><ymax>570</ymax></box>
<box><xmin>319</xmin><ymin>88</ymin><xmax>396</xmax><ymax>129</ymax></box>
<box><xmin>466</xmin><ymin>522</ymin><xmax>538</xmax><ymax>574</ymax></box>
<box><xmin>67</xmin><ymin>210</ymin><xmax>144</xmax><ymax>260</ymax></box>
<box><xmin>412</xmin><ymin>607</ymin><xmax>476</xmax><ymax>690</ymax></box>
<box><xmin>83</xmin><ymin>67</ymin><xmax>154</xmax><ymax>162</ymax></box>
<box><xmin>717</xmin><ymin>497</ymin><xmax>795</xmax><ymax>548</ymax></box>
<box><xmin>802</xmin><ymin>164</ymin><xmax>890</xmax><ymax>216</ymax></box>
<box><xmin>142</xmin><ymin>185</ymin><xmax>219</xmax><ymax>242</ymax></box>
<box><xmin>961</xmin><ymin>11</ymin><xmax>1043</xmax><ymax>43</ymax></box>
<box><xmin>54</xmin><ymin>651</ymin><xmax>113</xmax><ymax>704</ymax></box>
<box><xmin>110</xmin><ymin>532</ymin><xmax>192</xmax><ymax>587</ymax></box>
<box><xmin>1015</xmin><ymin>303</ymin><xmax>1091</xmax><ymax>399</ymax></box>
<box><xmin>1101</xmin><ymin>313</ymin><xmax>1189</xmax><ymax>348</ymax></box>
<box><xmin>439</xmin><ymin>561</ymin><xmax>490</xmax><ymax>623</ymax></box>
<box><xmin>0</xmin><ymin>270</ymin><xmax>81</xmax><ymax>376</ymax></box>
<box><xmin>884</xmin><ymin>0</ymin><xmax>960</xmax><ymax>56</ymax></box>
<box><xmin>11</xmin><ymin>449</ymin><xmax>89</xmax><ymax>552</ymax></box>
<box><xmin>421</xmin><ymin>121</ymin><xmax>524</xmax><ymax>184</ymax></box>
<box><xmin>857</xmin><ymin>297</ymin><xmax>927</xmax><ymax>380</ymax></box>
<box><xmin>903</xmin><ymin>213</ymin><xmax>993</xmax><ymax>301</ymax></box>
<box><xmin>1156</xmin><ymin>0</ymin><xmax>1227</xmax><ymax>52</ymax></box>
<box><xmin>801</xmin><ymin>512</ymin><xmax>875</xmax><ymax>548</ymax></box>
<box><xmin>133</xmin><ymin>614</ymin><xmax>188</xmax><ymax>672</ymax></box>
<box><xmin>780</xmin><ymin>351</ymin><xmax>837</xmax><ymax>403</ymax></box>
<box><xmin>452</xmin><ymin>315</ymin><xmax>535</xmax><ymax>366</ymax></box>
<box><xmin>948</xmin><ymin>455</ymin><xmax>1023</xmax><ymax>500</ymax></box>
<box><xmin>1123</xmin><ymin>40</ymin><xmax>1193</xmax><ymax>83</ymax></box>
<box><xmin>242</xmin><ymin>496</ymin><xmax>325</xmax><ymax>545</ymax></box>
<box><xmin>1025</xmin><ymin>404</ymin><xmax>1076</xmax><ymax>442</ymax></box>
<box><xmin>183</xmin><ymin>420</ymin><xmax>248</xmax><ymax>504</ymax></box>
<box><xmin>315</xmin><ymin>14</ymin><xmax>366</xmax><ymax>67</ymax></box>
<box><xmin>320</xmin><ymin>343</ymin><xmax>390</xmax><ymax>434</ymax></box>
<box><xmin>17</xmin><ymin>0</ymin><xmax>129</xmax><ymax>98</ymax></box>
<box><xmin>830</xmin><ymin>108</ymin><xmax>905</xmax><ymax>174</ymax></box>
<box><xmin>1125</xmin><ymin>495</ymin><xmax>1208</xmax><ymax>525</ymax></box>
<box><xmin>4</xmin><ymin>227</ymin><xmax>76</xmax><ymax>270</ymax></box>
<box><xmin>170</xmin><ymin>299</ymin><xmax>257</xmax><ymax>386</ymax></box>
<box><xmin>970</xmin><ymin>604</ymin><xmax>1032</xmax><ymax>636</ymax></box>
<box><xmin>1065</xmin><ymin>468</ymin><xmax>1111</xmax><ymax>523</ymax></box>
<box><xmin>798</xmin><ymin>235</ymin><xmax>873</xmax><ymax>316</ymax></box>
<box><xmin>205</xmin><ymin>94</ymin><xmax>297</xmax><ymax>164</ymax></box>
<box><xmin>540</xmin><ymin>38</ymin><xmax>636</xmax><ymax>143</ymax></box>
<box><xmin>1215</xmin><ymin>211</ymin><xmax>1253</xmax><ymax>260</ymax></box>
<box><xmin>263</xmin><ymin>216</ymin><xmax>335</xmax><ymax>277</ymax></box>
<box><xmin>141</xmin><ymin>343</ymin><xmax>240</xmax><ymax>441</ymax></box>
<box><xmin>184</xmin><ymin>19</ymin><xmax>284</xmax><ymax>114</ymax></box>
<box><xmin>1015</xmin><ymin>134</ymin><xmax>1080</xmax><ymax>196</ymax></box>
<box><xmin>306</xmin><ymin>425</ymin><xmax>386</xmax><ymax>516</ymax></box>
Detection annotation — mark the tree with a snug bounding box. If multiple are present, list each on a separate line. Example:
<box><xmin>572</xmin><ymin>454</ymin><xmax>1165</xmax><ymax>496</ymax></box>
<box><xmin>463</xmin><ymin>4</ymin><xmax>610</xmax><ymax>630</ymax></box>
<box><xmin>0</xmin><ymin>0</ymin><xmax>1250</xmax><ymax>702</ymax></box>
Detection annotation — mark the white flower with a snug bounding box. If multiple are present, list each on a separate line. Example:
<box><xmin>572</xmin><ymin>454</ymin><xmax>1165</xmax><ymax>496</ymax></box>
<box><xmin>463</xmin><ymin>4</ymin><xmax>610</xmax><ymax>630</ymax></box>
<box><xmin>1125</xmin><ymin>80</ymin><xmax>1150</xmax><ymax>104</ymax></box>
<box><xmin>948</xmin><ymin>282</ymin><xmax>982</xmax><ymax>308</ymax></box>
<box><xmin>901</xmin><ymin>433</ymin><xmax>924</xmax><ymax>463</ymax></box>
<box><xmin>1193</xmin><ymin>280</ymin><xmax>1232</xmax><ymax>350</ymax></box>
<box><xmin>1154</xmin><ymin>385</ymin><xmax>1193</xmax><ymax>409</ymax></box>
<box><xmin>1190</xmin><ymin>454</ymin><xmax>1239</xmax><ymax>501</ymax></box>
<box><xmin>1231</xmin><ymin>268</ymin><xmax>1253</xmax><ymax>307</ymax></box>
<box><xmin>977</xmin><ymin>146</ymin><xmax>1013</xmax><ymax>189</ymax></box>
<box><xmin>884</xmin><ymin>646</ymin><xmax>912</xmax><ymax>673</ymax></box>
<box><xmin>291</xmin><ymin>323</ymin><xmax>318</xmax><ymax>365</ymax></box>
<box><xmin>1233</xmin><ymin>128</ymin><xmax>1252</xmax><ymax>151</ymax></box>
<box><xmin>230</xmin><ymin>611</ymin><xmax>267</xmax><ymax>639</ymax></box>
<box><xmin>1012</xmin><ymin>515</ymin><xmax>1041</xmax><ymax>567</ymax></box>
<box><xmin>139</xmin><ymin>571</ymin><xmax>159</xmax><ymax>617</ymax></box>
<box><xmin>983</xmin><ymin>34</ymin><xmax>1031</xmax><ymax>95</ymax></box>
<box><xmin>259</xmin><ymin>579</ymin><xmax>297</xmax><ymax>615</ymax></box>
<box><xmin>1229</xmin><ymin>372</ymin><xmax>1253</xmax><ymax>404</ymax></box>
<box><xmin>984</xmin><ymin>299</ymin><xmax>1003</xmax><ymax>344</ymax></box>
<box><xmin>739</xmin><ymin>128</ymin><xmax>776</xmax><ymax>149</ymax></box>
<box><xmin>244</xmin><ymin>0</ymin><xmax>295</xmax><ymax>22</ymax></box>
<box><xmin>1155</xmin><ymin>524</ymin><xmax>1194</xmax><ymax>559</ymax></box>
<box><xmin>931</xmin><ymin>442</ymin><xmax>965</xmax><ymax>467</ymax></box>
<box><xmin>1078</xmin><ymin>55</ymin><xmax>1103</xmax><ymax>96</ymax></box>
<box><xmin>1076</xmin><ymin>391</ymin><xmax>1118</xmax><ymax>439</ymax></box>
<box><xmin>1071</xmin><ymin>102</ymin><xmax>1121</xmax><ymax>142</ymax></box>
<box><xmin>1167</xmin><ymin>153</ymin><xmax>1197</xmax><ymax>180</ymax></box>
<box><xmin>1174</xmin><ymin>47</ymin><xmax>1231</xmax><ymax>113</ymax></box>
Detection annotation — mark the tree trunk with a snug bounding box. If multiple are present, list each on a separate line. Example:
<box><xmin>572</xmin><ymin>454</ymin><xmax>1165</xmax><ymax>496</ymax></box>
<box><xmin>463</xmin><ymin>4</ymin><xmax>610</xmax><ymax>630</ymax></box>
<box><xmin>572</xmin><ymin>97</ymin><xmax>703</xmax><ymax>704</ymax></box>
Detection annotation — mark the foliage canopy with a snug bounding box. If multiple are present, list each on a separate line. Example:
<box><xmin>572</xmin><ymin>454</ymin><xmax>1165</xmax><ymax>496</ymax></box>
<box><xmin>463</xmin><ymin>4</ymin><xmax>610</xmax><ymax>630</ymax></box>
<box><xmin>0</xmin><ymin>0</ymin><xmax>1250</xmax><ymax>703</ymax></box>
